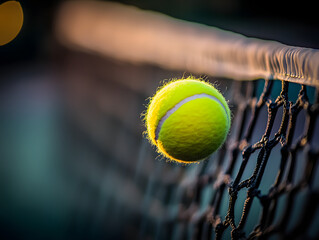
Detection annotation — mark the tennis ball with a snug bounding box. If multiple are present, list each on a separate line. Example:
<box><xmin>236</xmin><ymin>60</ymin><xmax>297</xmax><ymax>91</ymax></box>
<box><xmin>145</xmin><ymin>77</ymin><xmax>231</xmax><ymax>164</ymax></box>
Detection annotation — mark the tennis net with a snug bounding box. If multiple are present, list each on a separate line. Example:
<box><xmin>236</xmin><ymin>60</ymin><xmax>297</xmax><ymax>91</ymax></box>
<box><xmin>55</xmin><ymin>1</ymin><xmax>319</xmax><ymax>239</ymax></box>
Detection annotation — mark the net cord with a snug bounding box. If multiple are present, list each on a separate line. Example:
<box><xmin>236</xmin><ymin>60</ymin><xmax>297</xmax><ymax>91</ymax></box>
<box><xmin>55</xmin><ymin>1</ymin><xmax>319</xmax><ymax>87</ymax></box>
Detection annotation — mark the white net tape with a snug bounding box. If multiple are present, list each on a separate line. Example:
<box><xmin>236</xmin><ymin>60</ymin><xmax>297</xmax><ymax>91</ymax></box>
<box><xmin>55</xmin><ymin>1</ymin><xmax>319</xmax><ymax>87</ymax></box>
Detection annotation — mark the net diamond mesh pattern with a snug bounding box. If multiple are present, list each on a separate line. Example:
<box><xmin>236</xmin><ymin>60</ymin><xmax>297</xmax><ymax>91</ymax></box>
<box><xmin>137</xmin><ymin>79</ymin><xmax>319</xmax><ymax>240</ymax></box>
<box><xmin>59</xmin><ymin>52</ymin><xmax>319</xmax><ymax>239</ymax></box>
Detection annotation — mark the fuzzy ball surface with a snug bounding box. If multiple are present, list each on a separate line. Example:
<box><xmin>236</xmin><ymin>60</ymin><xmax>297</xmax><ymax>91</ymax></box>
<box><xmin>146</xmin><ymin>78</ymin><xmax>231</xmax><ymax>163</ymax></box>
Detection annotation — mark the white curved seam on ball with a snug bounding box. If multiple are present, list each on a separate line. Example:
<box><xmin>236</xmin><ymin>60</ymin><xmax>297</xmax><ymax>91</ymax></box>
<box><xmin>155</xmin><ymin>93</ymin><xmax>229</xmax><ymax>141</ymax></box>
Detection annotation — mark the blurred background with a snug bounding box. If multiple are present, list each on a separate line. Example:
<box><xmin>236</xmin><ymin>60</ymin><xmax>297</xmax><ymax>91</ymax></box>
<box><xmin>0</xmin><ymin>0</ymin><xmax>318</xmax><ymax>240</ymax></box>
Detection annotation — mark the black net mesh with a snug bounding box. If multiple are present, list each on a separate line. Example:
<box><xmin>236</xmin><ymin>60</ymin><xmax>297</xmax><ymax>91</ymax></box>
<box><xmin>59</xmin><ymin>52</ymin><xmax>319</xmax><ymax>240</ymax></box>
<box><xmin>213</xmin><ymin>80</ymin><xmax>319</xmax><ymax>239</ymax></box>
<box><xmin>136</xmin><ymin>79</ymin><xmax>319</xmax><ymax>240</ymax></box>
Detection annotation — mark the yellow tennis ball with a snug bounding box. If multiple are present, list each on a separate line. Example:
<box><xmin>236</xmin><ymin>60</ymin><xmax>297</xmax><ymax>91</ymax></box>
<box><xmin>145</xmin><ymin>77</ymin><xmax>231</xmax><ymax>163</ymax></box>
